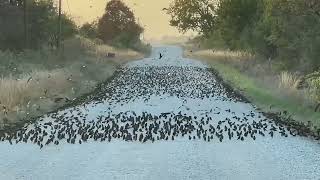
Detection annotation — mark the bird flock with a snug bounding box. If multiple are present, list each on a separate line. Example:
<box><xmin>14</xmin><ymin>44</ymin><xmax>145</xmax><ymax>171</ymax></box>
<box><xmin>0</xmin><ymin>48</ymin><xmax>299</xmax><ymax>148</ymax></box>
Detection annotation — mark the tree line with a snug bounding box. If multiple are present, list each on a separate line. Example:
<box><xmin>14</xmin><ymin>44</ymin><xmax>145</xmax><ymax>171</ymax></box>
<box><xmin>0</xmin><ymin>0</ymin><xmax>144</xmax><ymax>51</ymax></box>
<box><xmin>167</xmin><ymin>0</ymin><xmax>320</xmax><ymax>71</ymax></box>
<box><xmin>0</xmin><ymin>0</ymin><xmax>76</xmax><ymax>50</ymax></box>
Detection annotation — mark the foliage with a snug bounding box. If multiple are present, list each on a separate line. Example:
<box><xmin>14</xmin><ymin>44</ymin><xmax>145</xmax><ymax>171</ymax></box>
<box><xmin>168</xmin><ymin>0</ymin><xmax>320</xmax><ymax>71</ymax></box>
<box><xmin>79</xmin><ymin>22</ymin><xmax>98</xmax><ymax>39</ymax></box>
<box><xmin>129</xmin><ymin>41</ymin><xmax>152</xmax><ymax>55</ymax></box>
<box><xmin>305</xmin><ymin>71</ymin><xmax>320</xmax><ymax>102</ymax></box>
<box><xmin>97</xmin><ymin>0</ymin><xmax>143</xmax><ymax>48</ymax></box>
<box><xmin>0</xmin><ymin>0</ymin><xmax>77</xmax><ymax>50</ymax></box>
<box><xmin>251</xmin><ymin>0</ymin><xmax>320</xmax><ymax>70</ymax></box>
<box><xmin>214</xmin><ymin>0</ymin><xmax>260</xmax><ymax>50</ymax></box>
<box><xmin>0</xmin><ymin>1</ymin><xmax>25</xmax><ymax>50</ymax></box>
<box><xmin>166</xmin><ymin>0</ymin><xmax>216</xmax><ymax>37</ymax></box>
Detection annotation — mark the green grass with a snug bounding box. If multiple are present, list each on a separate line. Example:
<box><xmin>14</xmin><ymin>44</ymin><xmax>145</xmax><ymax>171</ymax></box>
<box><xmin>187</xmin><ymin>51</ymin><xmax>320</xmax><ymax>129</ymax></box>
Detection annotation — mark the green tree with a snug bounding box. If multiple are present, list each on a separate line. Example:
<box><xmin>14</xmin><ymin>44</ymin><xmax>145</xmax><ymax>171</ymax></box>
<box><xmin>251</xmin><ymin>0</ymin><xmax>320</xmax><ymax>70</ymax></box>
<box><xmin>0</xmin><ymin>1</ymin><xmax>24</xmax><ymax>50</ymax></box>
<box><xmin>0</xmin><ymin>0</ymin><xmax>77</xmax><ymax>50</ymax></box>
<box><xmin>180</xmin><ymin>0</ymin><xmax>320</xmax><ymax>70</ymax></box>
<box><xmin>166</xmin><ymin>0</ymin><xmax>216</xmax><ymax>37</ymax></box>
<box><xmin>214</xmin><ymin>0</ymin><xmax>260</xmax><ymax>50</ymax></box>
<box><xmin>97</xmin><ymin>0</ymin><xmax>143</xmax><ymax>47</ymax></box>
<box><xmin>79</xmin><ymin>22</ymin><xmax>98</xmax><ymax>39</ymax></box>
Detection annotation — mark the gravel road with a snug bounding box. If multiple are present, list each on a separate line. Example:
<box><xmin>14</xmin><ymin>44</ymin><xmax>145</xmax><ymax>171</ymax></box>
<box><xmin>0</xmin><ymin>46</ymin><xmax>319</xmax><ymax>180</ymax></box>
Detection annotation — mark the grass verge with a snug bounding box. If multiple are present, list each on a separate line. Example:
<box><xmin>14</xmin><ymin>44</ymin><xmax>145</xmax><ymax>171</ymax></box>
<box><xmin>184</xmin><ymin>46</ymin><xmax>320</xmax><ymax>133</ymax></box>
<box><xmin>0</xmin><ymin>36</ymin><xmax>147</xmax><ymax>129</ymax></box>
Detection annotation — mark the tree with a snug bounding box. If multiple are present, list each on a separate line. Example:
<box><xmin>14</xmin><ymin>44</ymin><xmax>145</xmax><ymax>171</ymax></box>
<box><xmin>0</xmin><ymin>0</ymin><xmax>77</xmax><ymax>50</ymax></box>
<box><xmin>25</xmin><ymin>0</ymin><xmax>77</xmax><ymax>49</ymax></box>
<box><xmin>80</xmin><ymin>22</ymin><xmax>98</xmax><ymax>39</ymax></box>
<box><xmin>97</xmin><ymin>0</ymin><xmax>143</xmax><ymax>47</ymax></box>
<box><xmin>214</xmin><ymin>0</ymin><xmax>260</xmax><ymax>49</ymax></box>
<box><xmin>0</xmin><ymin>1</ymin><xmax>25</xmax><ymax>50</ymax></box>
<box><xmin>305</xmin><ymin>0</ymin><xmax>320</xmax><ymax>17</ymax></box>
<box><xmin>166</xmin><ymin>0</ymin><xmax>216</xmax><ymax>37</ymax></box>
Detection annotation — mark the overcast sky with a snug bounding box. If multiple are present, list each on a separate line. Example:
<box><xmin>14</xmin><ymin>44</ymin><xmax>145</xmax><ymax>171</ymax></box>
<box><xmin>62</xmin><ymin>0</ymin><xmax>195</xmax><ymax>40</ymax></box>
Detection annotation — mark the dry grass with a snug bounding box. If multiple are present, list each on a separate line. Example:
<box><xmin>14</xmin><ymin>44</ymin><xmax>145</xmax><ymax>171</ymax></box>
<box><xmin>0</xmin><ymin>70</ymin><xmax>69</xmax><ymax>124</ymax></box>
<box><xmin>0</xmin><ymin>36</ymin><xmax>145</xmax><ymax>127</ymax></box>
<box><xmin>278</xmin><ymin>71</ymin><xmax>301</xmax><ymax>90</ymax></box>
<box><xmin>188</xmin><ymin>49</ymin><xmax>256</xmax><ymax>73</ymax></box>
<box><xmin>189</xmin><ymin>49</ymin><xmax>304</xmax><ymax>92</ymax></box>
<box><xmin>188</xmin><ymin>49</ymin><xmax>253</xmax><ymax>62</ymax></box>
<box><xmin>0</xmin><ymin>70</ymin><xmax>71</xmax><ymax>116</ymax></box>
<box><xmin>75</xmin><ymin>36</ymin><xmax>142</xmax><ymax>62</ymax></box>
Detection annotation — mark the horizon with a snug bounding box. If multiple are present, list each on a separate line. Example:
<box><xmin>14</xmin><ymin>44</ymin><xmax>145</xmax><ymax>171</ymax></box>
<box><xmin>61</xmin><ymin>0</ymin><xmax>196</xmax><ymax>41</ymax></box>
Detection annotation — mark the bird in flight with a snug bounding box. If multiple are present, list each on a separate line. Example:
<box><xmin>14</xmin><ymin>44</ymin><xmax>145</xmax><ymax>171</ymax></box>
<box><xmin>159</xmin><ymin>53</ymin><xmax>163</xmax><ymax>59</ymax></box>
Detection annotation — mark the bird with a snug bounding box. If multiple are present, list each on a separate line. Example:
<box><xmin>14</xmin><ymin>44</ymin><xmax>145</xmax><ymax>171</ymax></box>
<box><xmin>54</xmin><ymin>97</ymin><xmax>64</xmax><ymax>103</ymax></box>
<box><xmin>27</xmin><ymin>77</ymin><xmax>33</xmax><ymax>83</ymax></box>
<box><xmin>1</xmin><ymin>53</ymin><xmax>297</xmax><ymax>149</ymax></box>
<box><xmin>2</xmin><ymin>105</ymin><xmax>7</xmax><ymax>116</ymax></box>
<box><xmin>159</xmin><ymin>53</ymin><xmax>163</xmax><ymax>59</ymax></box>
<box><xmin>44</xmin><ymin>89</ymin><xmax>48</xmax><ymax>96</ymax></box>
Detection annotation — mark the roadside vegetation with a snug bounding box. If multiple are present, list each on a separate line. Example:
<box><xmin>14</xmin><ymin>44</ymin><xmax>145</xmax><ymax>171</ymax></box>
<box><xmin>167</xmin><ymin>0</ymin><xmax>320</xmax><ymax>131</ymax></box>
<box><xmin>184</xmin><ymin>48</ymin><xmax>320</xmax><ymax>130</ymax></box>
<box><xmin>0</xmin><ymin>0</ymin><xmax>150</xmax><ymax>128</ymax></box>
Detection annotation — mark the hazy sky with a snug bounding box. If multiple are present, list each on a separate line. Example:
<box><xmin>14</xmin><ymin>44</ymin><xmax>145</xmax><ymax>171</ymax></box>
<box><xmin>62</xmin><ymin>0</ymin><xmax>194</xmax><ymax>40</ymax></box>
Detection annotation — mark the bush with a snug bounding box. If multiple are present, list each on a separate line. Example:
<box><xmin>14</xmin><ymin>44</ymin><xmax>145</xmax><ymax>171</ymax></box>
<box><xmin>79</xmin><ymin>22</ymin><xmax>98</xmax><ymax>39</ymax></box>
<box><xmin>305</xmin><ymin>71</ymin><xmax>320</xmax><ymax>103</ymax></box>
<box><xmin>130</xmin><ymin>41</ymin><xmax>152</xmax><ymax>55</ymax></box>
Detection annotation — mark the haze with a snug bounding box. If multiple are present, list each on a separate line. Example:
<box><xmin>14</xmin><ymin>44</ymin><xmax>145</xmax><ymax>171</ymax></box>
<box><xmin>62</xmin><ymin>0</ymin><xmax>194</xmax><ymax>41</ymax></box>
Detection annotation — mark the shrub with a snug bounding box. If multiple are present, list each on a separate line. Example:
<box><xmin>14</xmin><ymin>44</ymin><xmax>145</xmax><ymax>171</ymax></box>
<box><xmin>278</xmin><ymin>71</ymin><xmax>300</xmax><ymax>90</ymax></box>
<box><xmin>79</xmin><ymin>22</ymin><xmax>98</xmax><ymax>39</ymax></box>
<box><xmin>305</xmin><ymin>71</ymin><xmax>320</xmax><ymax>103</ymax></box>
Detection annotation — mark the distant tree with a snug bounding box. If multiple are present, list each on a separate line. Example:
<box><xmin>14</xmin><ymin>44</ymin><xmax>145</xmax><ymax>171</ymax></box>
<box><xmin>79</xmin><ymin>22</ymin><xmax>98</xmax><ymax>39</ymax></box>
<box><xmin>166</xmin><ymin>0</ymin><xmax>216</xmax><ymax>37</ymax></box>
<box><xmin>97</xmin><ymin>0</ymin><xmax>143</xmax><ymax>47</ymax></box>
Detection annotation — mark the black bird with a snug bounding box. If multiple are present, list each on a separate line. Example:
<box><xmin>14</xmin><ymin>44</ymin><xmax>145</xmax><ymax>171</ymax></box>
<box><xmin>159</xmin><ymin>53</ymin><xmax>163</xmax><ymax>59</ymax></box>
<box><xmin>27</xmin><ymin>77</ymin><xmax>33</xmax><ymax>83</ymax></box>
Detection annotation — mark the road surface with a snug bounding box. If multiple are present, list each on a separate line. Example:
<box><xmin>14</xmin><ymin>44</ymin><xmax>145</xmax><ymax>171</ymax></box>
<box><xmin>0</xmin><ymin>46</ymin><xmax>319</xmax><ymax>180</ymax></box>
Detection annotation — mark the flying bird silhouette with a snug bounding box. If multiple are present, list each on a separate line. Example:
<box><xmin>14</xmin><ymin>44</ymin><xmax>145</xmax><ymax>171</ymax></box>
<box><xmin>159</xmin><ymin>53</ymin><xmax>163</xmax><ymax>59</ymax></box>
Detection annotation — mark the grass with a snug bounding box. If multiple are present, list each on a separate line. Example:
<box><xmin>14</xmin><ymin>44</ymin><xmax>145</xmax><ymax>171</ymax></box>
<box><xmin>0</xmin><ymin>36</ymin><xmax>146</xmax><ymax>128</ymax></box>
<box><xmin>278</xmin><ymin>71</ymin><xmax>301</xmax><ymax>90</ymax></box>
<box><xmin>184</xmin><ymin>47</ymin><xmax>320</xmax><ymax>129</ymax></box>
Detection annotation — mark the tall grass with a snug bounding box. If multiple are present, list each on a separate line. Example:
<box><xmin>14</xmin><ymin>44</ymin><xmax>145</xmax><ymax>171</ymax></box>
<box><xmin>0</xmin><ymin>36</ymin><xmax>144</xmax><ymax>126</ymax></box>
<box><xmin>0</xmin><ymin>69</ymin><xmax>73</xmax><ymax>123</ymax></box>
<box><xmin>72</xmin><ymin>36</ymin><xmax>143</xmax><ymax>62</ymax></box>
<box><xmin>189</xmin><ymin>49</ymin><xmax>253</xmax><ymax>62</ymax></box>
<box><xmin>278</xmin><ymin>72</ymin><xmax>301</xmax><ymax>90</ymax></box>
